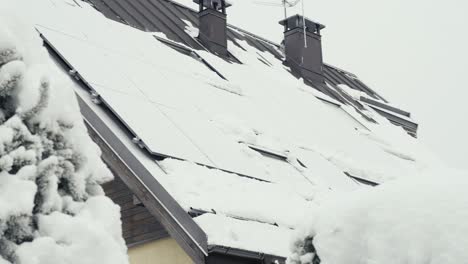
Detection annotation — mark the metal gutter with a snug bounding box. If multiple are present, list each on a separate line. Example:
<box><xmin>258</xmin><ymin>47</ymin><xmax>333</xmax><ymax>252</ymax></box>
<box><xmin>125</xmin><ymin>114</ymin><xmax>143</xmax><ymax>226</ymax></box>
<box><xmin>208</xmin><ymin>245</ymin><xmax>286</xmax><ymax>264</ymax></box>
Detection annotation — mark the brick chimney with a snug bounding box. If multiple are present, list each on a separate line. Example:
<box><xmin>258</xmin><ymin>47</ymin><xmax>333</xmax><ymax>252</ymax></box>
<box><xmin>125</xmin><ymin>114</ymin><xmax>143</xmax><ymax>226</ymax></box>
<box><xmin>194</xmin><ymin>0</ymin><xmax>231</xmax><ymax>56</ymax></box>
<box><xmin>279</xmin><ymin>15</ymin><xmax>326</xmax><ymax>84</ymax></box>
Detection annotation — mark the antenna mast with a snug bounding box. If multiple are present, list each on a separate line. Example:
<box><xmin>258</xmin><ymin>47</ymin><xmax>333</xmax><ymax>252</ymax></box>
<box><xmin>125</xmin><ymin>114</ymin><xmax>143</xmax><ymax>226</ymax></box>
<box><xmin>302</xmin><ymin>0</ymin><xmax>307</xmax><ymax>47</ymax></box>
<box><xmin>283</xmin><ymin>0</ymin><xmax>287</xmax><ymax>20</ymax></box>
<box><xmin>253</xmin><ymin>0</ymin><xmax>300</xmax><ymax>24</ymax></box>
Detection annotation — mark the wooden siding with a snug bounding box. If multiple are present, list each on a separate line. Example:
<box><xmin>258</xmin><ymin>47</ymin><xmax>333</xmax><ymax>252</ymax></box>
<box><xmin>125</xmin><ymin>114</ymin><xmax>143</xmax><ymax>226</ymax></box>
<box><xmin>103</xmin><ymin>175</ymin><xmax>169</xmax><ymax>247</ymax></box>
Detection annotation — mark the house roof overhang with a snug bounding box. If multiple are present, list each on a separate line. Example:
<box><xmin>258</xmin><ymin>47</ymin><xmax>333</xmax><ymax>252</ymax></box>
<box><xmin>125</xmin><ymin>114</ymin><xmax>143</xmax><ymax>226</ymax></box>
<box><xmin>41</xmin><ymin>34</ymin><xmax>209</xmax><ymax>264</ymax></box>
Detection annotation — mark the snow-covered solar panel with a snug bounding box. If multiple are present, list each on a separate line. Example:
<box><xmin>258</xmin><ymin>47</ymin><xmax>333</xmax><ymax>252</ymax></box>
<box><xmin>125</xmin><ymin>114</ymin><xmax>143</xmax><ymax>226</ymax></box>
<box><xmin>320</xmin><ymin>101</ymin><xmax>369</xmax><ymax>131</ymax></box>
<box><xmin>296</xmin><ymin>148</ymin><xmax>359</xmax><ymax>192</ymax></box>
<box><xmin>38</xmin><ymin>26</ymin><xmax>274</xmax><ymax>180</ymax></box>
<box><xmin>95</xmin><ymin>88</ymin><xmax>215</xmax><ymax>164</ymax></box>
<box><xmin>255</xmin><ymin>151</ymin><xmax>318</xmax><ymax>198</ymax></box>
<box><xmin>38</xmin><ymin>27</ymin><xmax>138</xmax><ymax>94</ymax></box>
<box><xmin>38</xmin><ymin>27</ymin><xmax>215</xmax><ymax>164</ymax></box>
<box><xmin>160</xmin><ymin>106</ymin><xmax>271</xmax><ymax>181</ymax></box>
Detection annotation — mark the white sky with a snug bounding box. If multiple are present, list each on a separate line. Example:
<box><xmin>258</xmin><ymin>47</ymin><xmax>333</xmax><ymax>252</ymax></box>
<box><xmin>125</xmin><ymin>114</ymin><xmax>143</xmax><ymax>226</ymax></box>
<box><xmin>222</xmin><ymin>0</ymin><xmax>468</xmax><ymax>170</ymax></box>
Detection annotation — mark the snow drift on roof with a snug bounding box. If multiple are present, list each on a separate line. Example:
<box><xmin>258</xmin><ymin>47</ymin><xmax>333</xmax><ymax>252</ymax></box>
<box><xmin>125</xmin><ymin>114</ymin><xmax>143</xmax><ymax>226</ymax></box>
<box><xmin>289</xmin><ymin>168</ymin><xmax>468</xmax><ymax>264</ymax></box>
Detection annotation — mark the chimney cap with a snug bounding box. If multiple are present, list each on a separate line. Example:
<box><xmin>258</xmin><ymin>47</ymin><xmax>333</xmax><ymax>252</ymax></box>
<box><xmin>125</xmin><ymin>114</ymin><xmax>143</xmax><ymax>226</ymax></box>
<box><xmin>193</xmin><ymin>0</ymin><xmax>232</xmax><ymax>11</ymax></box>
<box><xmin>279</xmin><ymin>15</ymin><xmax>325</xmax><ymax>32</ymax></box>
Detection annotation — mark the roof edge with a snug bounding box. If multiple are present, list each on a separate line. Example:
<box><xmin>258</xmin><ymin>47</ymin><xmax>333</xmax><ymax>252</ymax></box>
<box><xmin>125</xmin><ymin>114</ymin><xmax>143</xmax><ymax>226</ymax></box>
<box><xmin>41</xmin><ymin>32</ymin><xmax>209</xmax><ymax>263</ymax></box>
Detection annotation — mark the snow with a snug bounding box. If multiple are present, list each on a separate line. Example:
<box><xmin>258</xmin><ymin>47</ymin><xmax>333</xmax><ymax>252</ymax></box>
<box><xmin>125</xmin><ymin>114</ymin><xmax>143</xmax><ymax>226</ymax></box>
<box><xmin>295</xmin><ymin>148</ymin><xmax>358</xmax><ymax>192</ymax></box>
<box><xmin>0</xmin><ymin>3</ymin><xmax>128</xmax><ymax>263</ymax></box>
<box><xmin>288</xmin><ymin>169</ymin><xmax>468</xmax><ymax>264</ymax></box>
<box><xmin>195</xmin><ymin>213</ymin><xmax>294</xmax><ymax>256</ymax></box>
<box><xmin>4</xmin><ymin>0</ymin><xmax>451</xmax><ymax>259</ymax></box>
<box><xmin>90</xmin><ymin>86</ymin><xmax>215</xmax><ymax>166</ymax></box>
<box><xmin>0</xmin><ymin>173</ymin><xmax>37</xmax><ymax>219</ymax></box>
<box><xmin>159</xmin><ymin>158</ymin><xmax>316</xmax><ymax>228</ymax></box>
<box><xmin>16</xmin><ymin>197</ymin><xmax>127</xmax><ymax>264</ymax></box>
<box><xmin>182</xmin><ymin>19</ymin><xmax>199</xmax><ymax>38</ymax></box>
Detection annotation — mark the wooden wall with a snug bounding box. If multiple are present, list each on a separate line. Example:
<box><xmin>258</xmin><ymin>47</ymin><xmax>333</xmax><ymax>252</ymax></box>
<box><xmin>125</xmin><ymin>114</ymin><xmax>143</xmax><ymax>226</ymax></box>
<box><xmin>103</xmin><ymin>175</ymin><xmax>169</xmax><ymax>247</ymax></box>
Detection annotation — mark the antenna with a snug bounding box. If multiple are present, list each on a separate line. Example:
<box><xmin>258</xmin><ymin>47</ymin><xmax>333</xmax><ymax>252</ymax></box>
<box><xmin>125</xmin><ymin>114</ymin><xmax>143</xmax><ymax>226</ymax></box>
<box><xmin>302</xmin><ymin>0</ymin><xmax>307</xmax><ymax>48</ymax></box>
<box><xmin>253</xmin><ymin>0</ymin><xmax>300</xmax><ymax>20</ymax></box>
<box><xmin>283</xmin><ymin>0</ymin><xmax>287</xmax><ymax>20</ymax></box>
<box><xmin>253</xmin><ymin>0</ymin><xmax>307</xmax><ymax>47</ymax></box>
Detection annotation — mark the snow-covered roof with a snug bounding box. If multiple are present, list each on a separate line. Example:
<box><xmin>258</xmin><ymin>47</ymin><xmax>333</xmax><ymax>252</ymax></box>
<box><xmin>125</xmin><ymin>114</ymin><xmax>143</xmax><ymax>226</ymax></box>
<box><xmin>16</xmin><ymin>0</ymin><xmax>444</xmax><ymax>260</ymax></box>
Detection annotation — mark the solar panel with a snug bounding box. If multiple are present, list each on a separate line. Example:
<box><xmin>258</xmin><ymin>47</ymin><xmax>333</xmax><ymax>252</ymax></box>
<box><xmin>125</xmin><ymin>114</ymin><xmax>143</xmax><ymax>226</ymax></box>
<box><xmin>38</xmin><ymin>27</ymin><xmax>136</xmax><ymax>93</ymax></box>
<box><xmin>96</xmin><ymin>88</ymin><xmax>215</xmax><ymax>164</ymax></box>
<box><xmin>38</xmin><ymin>27</ymin><xmax>215</xmax><ymax>164</ymax></box>
<box><xmin>320</xmin><ymin>101</ymin><xmax>369</xmax><ymax>131</ymax></box>
<box><xmin>295</xmin><ymin>148</ymin><xmax>358</xmax><ymax>192</ymax></box>
<box><xmin>254</xmin><ymin>150</ymin><xmax>318</xmax><ymax>198</ymax></box>
<box><xmin>160</xmin><ymin>106</ymin><xmax>271</xmax><ymax>181</ymax></box>
<box><xmin>38</xmin><ymin>26</ymin><xmax>272</xmax><ymax>180</ymax></box>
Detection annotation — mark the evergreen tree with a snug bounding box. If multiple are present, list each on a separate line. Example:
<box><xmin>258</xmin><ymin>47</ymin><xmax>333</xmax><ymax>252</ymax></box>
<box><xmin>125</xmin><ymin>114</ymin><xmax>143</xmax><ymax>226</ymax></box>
<box><xmin>0</xmin><ymin>17</ymin><xmax>127</xmax><ymax>264</ymax></box>
<box><xmin>288</xmin><ymin>235</ymin><xmax>321</xmax><ymax>264</ymax></box>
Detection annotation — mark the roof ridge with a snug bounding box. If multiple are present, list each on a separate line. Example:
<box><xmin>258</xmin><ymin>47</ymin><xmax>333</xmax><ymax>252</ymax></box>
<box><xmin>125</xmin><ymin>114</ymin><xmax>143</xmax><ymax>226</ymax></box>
<box><xmin>96</xmin><ymin>0</ymin><xmax>366</xmax><ymax>81</ymax></box>
<box><xmin>162</xmin><ymin>0</ymin><xmax>282</xmax><ymax>47</ymax></box>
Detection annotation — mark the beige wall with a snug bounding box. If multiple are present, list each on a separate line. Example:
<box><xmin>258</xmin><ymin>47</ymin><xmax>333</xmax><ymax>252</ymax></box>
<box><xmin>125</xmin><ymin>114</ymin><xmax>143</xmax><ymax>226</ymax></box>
<box><xmin>128</xmin><ymin>238</ymin><xmax>193</xmax><ymax>264</ymax></box>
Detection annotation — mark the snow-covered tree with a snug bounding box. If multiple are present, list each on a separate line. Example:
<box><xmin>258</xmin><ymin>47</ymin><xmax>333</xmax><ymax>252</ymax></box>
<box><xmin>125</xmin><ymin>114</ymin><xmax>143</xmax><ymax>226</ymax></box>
<box><xmin>0</xmin><ymin>13</ymin><xmax>128</xmax><ymax>264</ymax></box>
<box><xmin>288</xmin><ymin>235</ymin><xmax>320</xmax><ymax>264</ymax></box>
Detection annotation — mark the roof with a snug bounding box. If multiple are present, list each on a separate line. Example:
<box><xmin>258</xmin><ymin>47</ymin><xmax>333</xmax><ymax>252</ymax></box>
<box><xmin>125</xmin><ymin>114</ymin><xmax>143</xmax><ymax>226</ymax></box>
<box><xmin>21</xmin><ymin>0</ymin><xmax>440</xmax><ymax>262</ymax></box>
<box><xmin>84</xmin><ymin>0</ymin><xmax>419</xmax><ymax>135</ymax></box>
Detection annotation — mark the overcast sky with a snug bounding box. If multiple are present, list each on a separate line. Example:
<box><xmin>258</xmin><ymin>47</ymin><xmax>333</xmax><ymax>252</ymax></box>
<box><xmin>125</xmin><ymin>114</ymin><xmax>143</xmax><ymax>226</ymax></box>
<box><xmin>217</xmin><ymin>0</ymin><xmax>468</xmax><ymax>170</ymax></box>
